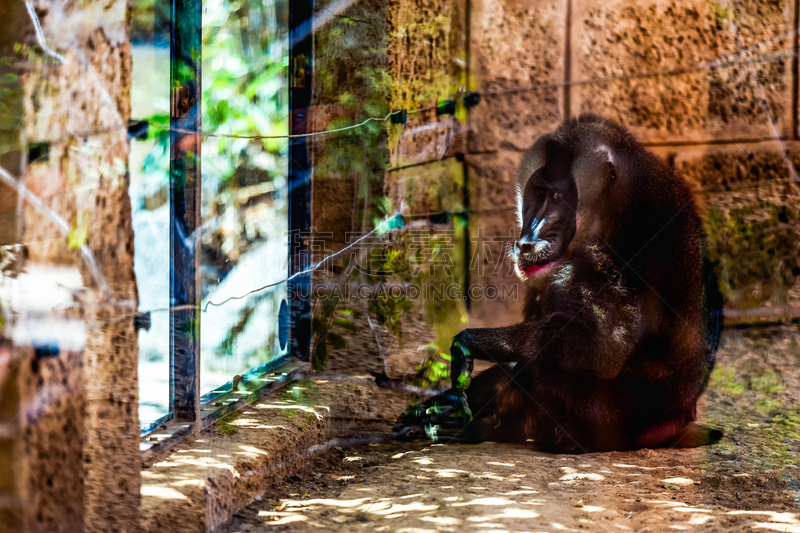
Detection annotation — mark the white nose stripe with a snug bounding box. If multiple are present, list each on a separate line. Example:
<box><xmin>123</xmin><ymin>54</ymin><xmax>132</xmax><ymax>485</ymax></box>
<box><xmin>532</xmin><ymin>218</ymin><xmax>546</xmax><ymax>240</ymax></box>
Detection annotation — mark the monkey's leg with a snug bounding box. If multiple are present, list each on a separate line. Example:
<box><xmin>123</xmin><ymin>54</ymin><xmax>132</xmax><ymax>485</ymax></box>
<box><xmin>524</xmin><ymin>365</ymin><xmax>642</xmax><ymax>453</ymax></box>
<box><xmin>460</xmin><ymin>364</ymin><xmax>536</xmax><ymax>443</ymax></box>
<box><xmin>394</xmin><ymin>325</ymin><xmax>532</xmax><ymax>435</ymax></box>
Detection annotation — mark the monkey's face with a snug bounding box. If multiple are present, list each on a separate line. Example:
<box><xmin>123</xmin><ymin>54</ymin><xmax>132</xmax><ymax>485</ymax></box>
<box><xmin>513</xmin><ymin>156</ymin><xmax>579</xmax><ymax>280</ymax></box>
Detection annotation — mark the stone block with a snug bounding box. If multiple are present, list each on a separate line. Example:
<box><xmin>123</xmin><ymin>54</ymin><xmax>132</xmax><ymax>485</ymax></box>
<box><xmin>651</xmin><ymin>141</ymin><xmax>800</xmax><ymax>311</ymax></box>
<box><xmin>389</xmin><ymin>0</ymin><xmax>467</xmax><ymax>111</ymax></box>
<box><xmin>388</xmin><ymin>0</ymin><xmax>469</xmax><ymax>166</ymax></box>
<box><xmin>571</xmin><ymin>0</ymin><xmax>795</xmax><ymax>143</ymax></box>
<box><xmin>468</xmin><ymin>0</ymin><xmax>568</xmax><ymax>152</ymax></box>
<box><xmin>386</xmin><ymin>158</ymin><xmax>465</xmax><ymax>215</ymax></box>
<box><xmin>15</xmin><ymin>346</ymin><xmax>86</xmax><ymax>533</ymax></box>
<box><xmin>140</xmin><ymin>379</ymin><xmax>407</xmax><ymax>532</ymax></box>
<box><xmin>390</xmin><ymin>117</ymin><xmax>467</xmax><ymax>170</ymax></box>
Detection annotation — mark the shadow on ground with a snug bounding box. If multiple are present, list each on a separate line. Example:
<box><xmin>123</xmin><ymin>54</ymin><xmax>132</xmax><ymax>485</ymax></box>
<box><xmin>227</xmin><ymin>325</ymin><xmax>800</xmax><ymax>532</ymax></box>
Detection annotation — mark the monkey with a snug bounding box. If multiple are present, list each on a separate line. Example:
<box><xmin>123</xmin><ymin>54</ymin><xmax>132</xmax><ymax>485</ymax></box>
<box><xmin>394</xmin><ymin>114</ymin><xmax>724</xmax><ymax>453</ymax></box>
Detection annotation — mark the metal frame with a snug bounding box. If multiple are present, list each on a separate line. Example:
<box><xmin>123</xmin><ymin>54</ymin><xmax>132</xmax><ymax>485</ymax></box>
<box><xmin>288</xmin><ymin>0</ymin><xmax>314</xmax><ymax>361</ymax></box>
<box><xmin>141</xmin><ymin>0</ymin><xmax>312</xmax><ymax>441</ymax></box>
<box><xmin>169</xmin><ymin>0</ymin><xmax>202</xmax><ymax>425</ymax></box>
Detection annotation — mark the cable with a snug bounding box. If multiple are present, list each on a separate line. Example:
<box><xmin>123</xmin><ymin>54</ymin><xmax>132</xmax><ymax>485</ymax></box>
<box><xmin>25</xmin><ymin>1</ymin><xmax>67</xmax><ymax>64</ymax></box>
<box><xmin>156</xmin><ymin>214</ymin><xmax>405</xmax><ymax>313</ymax></box>
<box><xmin>166</xmin><ymin>104</ymin><xmax>440</xmax><ymax>139</ymax></box>
<box><xmin>200</xmin><ymin>214</ymin><xmax>402</xmax><ymax>310</ymax></box>
<box><xmin>168</xmin><ymin>112</ymin><xmax>396</xmax><ymax>140</ymax></box>
<box><xmin>38</xmin><ymin>46</ymin><xmax>795</xmax><ymax>146</ymax></box>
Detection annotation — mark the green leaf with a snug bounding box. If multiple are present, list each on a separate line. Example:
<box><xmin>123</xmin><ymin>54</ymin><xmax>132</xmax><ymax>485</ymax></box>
<box><xmin>332</xmin><ymin>318</ymin><xmax>358</xmax><ymax>333</ymax></box>
<box><xmin>374</xmin><ymin>196</ymin><xmax>392</xmax><ymax>216</ymax></box>
<box><xmin>311</xmin><ymin>339</ymin><xmax>328</xmax><ymax>372</ymax></box>
<box><xmin>67</xmin><ymin>211</ymin><xmax>89</xmax><ymax>249</ymax></box>
<box><xmin>337</xmin><ymin>307</ymin><xmax>363</xmax><ymax>318</ymax></box>
<box><xmin>326</xmin><ymin>333</ymin><xmax>347</xmax><ymax>350</ymax></box>
<box><xmin>424</xmin><ymin>424</ymin><xmax>439</xmax><ymax>441</ymax></box>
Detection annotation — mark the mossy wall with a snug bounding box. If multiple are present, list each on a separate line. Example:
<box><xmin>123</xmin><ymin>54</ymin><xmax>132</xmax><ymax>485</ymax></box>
<box><xmin>0</xmin><ymin>0</ymin><xmax>140</xmax><ymax>531</ymax></box>
<box><xmin>310</xmin><ymin>0</ymin><xmax>800</xmax><ymax>354</ymax></box>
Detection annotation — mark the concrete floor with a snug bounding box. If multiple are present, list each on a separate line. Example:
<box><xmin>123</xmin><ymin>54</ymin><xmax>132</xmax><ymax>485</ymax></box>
<box><xmin>226</xmin><ymin>324</ymin><xmax>800</xmax><ymax>532</ymax></box>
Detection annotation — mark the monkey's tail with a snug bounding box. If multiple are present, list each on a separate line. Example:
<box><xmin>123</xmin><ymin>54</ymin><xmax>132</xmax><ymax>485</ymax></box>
<box><xmin>637</xmin><ymin>421</ymin><xmax>723</xmax><ymax>449</ymax></box>
<box><xmin>672</xmin><ymin>423</ymin><xmax>723</xmax><ymax>448</ymax></box>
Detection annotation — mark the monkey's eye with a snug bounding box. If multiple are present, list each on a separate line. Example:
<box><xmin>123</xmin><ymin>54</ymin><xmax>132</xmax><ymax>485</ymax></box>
<box><xmin>535</xmin><ymin>188</ymin><xmax>546</xmax><ymax>198</ymax></box>
<box><xmin>553</xmin><ymin>191</ymin><xmax>563</xmax><ymax>201</ymax></box>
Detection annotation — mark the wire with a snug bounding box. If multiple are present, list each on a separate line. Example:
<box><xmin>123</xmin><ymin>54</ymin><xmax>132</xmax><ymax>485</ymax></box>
<box><xmin>166</xmin><ymin>104</ymin><xmax>439</xmax><ymax>139</ymax></box>
<box><xmin>38</xmin><ymin>47</ymin><xmax>796</xmax><ymax>146</ymax></box>
<box><xmin>161</xmin><ymin>214</ymin><xmax>403</xmax><ymax>313</ymax></box>
<box><xmin>481</xmin><ymin>49</ymin><xmax>797</xmax><ymax>96</ymax></box>
<box><xmin>25</xmin><ymin>1</ymin><xmax>67</xmax><ymax>64</ymax></box>
<box><xmin>169</xmin><ymin>112</ymin><xmax>395</xmax><ymax>140</ymax></box>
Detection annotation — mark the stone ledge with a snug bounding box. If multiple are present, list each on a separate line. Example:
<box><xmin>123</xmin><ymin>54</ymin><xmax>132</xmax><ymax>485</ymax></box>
<box><xmin>139</xmin><ymin>373</ymin><xmax>407</xmax><ymax>533</ymax></box>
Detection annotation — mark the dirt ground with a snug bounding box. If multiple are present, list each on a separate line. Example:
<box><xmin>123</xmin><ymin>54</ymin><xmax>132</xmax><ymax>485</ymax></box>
<box><xmin>226</xmin><ymin>324</ymin><xmax>800</xmax><ymax>532</ymax></box>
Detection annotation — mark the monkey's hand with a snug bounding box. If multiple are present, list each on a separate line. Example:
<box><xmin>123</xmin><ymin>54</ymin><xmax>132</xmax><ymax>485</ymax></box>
<box><xmin>393</xmin><ymin>389</ymin><xmax>472</xmax><ymax>440</ymax></box>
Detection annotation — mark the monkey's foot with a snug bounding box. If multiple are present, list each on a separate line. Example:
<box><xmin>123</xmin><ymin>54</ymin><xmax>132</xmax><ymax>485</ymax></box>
<box><xmin>393</xmin><ymin>389</ymin><xmax>473</xmax><ymax>440</ymax></box>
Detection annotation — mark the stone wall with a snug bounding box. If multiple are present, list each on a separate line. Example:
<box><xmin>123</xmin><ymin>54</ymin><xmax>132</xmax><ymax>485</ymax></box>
<box><xmin>383</xmin><ymin>0</ymin><xmax>800</xmax><ymax>331</ymax></box>
<box><xmin>311</xmin><ymin>0</ymin><xmax>800</xmax><ymax>378</ymax></box>
<box><xmin>0</xmin><ymin>0</ymin><xmax>140</xmax><ymax>531</ymax></box>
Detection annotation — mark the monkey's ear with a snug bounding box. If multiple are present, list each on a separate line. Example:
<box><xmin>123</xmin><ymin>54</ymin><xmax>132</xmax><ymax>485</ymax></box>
<box><xmin>572</xmin><ymin>143</ymin><xmax>617</xmax><ymax>206</ymax></box>
<box><xmin>518</xmin><ymin>135</ymin><xmax>552</xmax><ymax>187</ymax></box>
<box><xmin>595</xmin><ymin>144</ymin><xmax>615</xmax><ymax>170</ymax></box>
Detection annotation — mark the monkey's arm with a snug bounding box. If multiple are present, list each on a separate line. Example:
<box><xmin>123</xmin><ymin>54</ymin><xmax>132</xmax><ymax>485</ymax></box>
<box><xmin>395</xmin><ymin>278</ymin><xmax>640</xmax><ymax>434</ymax></box>
<box><xmin>450</xmin><ymin>298</ymin><xmax>640</xmax><ymax>392</ymax></box>
<box><xmin>447</xmin><ymin>324</ymin><xmax>531</xmax><ymax>390</ymax></box>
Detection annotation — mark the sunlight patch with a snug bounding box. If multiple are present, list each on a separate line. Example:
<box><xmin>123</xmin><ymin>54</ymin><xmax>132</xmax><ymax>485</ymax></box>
<box><xmin>560</xmin><ymin>467</ymin><xmax>604</xmax><ymax>482</ymax></box>
<box><xmin>452</xmin><ymin>497</ymin><xmax>514</xmax><ymax>507</ymax></box>
<box><xmin>661</xmin><ymin>477</ymin><xmax>694</xmax><ymax>486</ymax></box>
<box><xmin>419</xmin><ymin>516</ymin><xmax>462</xmax><ymax>526</ymax></box>
<box><xmin>466</xmin><ymin>508</ymin><xmax>540</xmax><ymax>520</ymax></box>
<box><xmin>141</xmin><ymin>486</ymin><xmax>188</xmax><ymax>500</ymax></box>
<box><xmin>284</xmin><ymin>497</ymin><xmax>367</xmax><ymax>508</ymax></box>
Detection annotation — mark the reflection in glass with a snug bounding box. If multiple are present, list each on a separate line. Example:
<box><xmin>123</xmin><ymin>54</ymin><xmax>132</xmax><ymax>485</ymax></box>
<box><xmin>130</xmin><ymin>3</ymin><xmax>171</xmax><ymax>430</ymax></box>
<box><xmin>199</xmin><ymin>0</ymin><xmax>290</xmax><ymax>398</ymax></box>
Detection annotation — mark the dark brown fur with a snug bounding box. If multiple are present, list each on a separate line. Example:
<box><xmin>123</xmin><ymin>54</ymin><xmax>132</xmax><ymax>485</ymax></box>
<box><xmin>396</xmin><ymin>115</ymin><xmax>723</xmax><ymax>453</ymax></box>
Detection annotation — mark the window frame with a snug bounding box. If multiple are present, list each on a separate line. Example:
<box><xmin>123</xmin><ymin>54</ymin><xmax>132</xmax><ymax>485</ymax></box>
<box><xmin>139</xmin><ymin>0</ymin><xmax>313</xmax><ymax>445</ymax></box>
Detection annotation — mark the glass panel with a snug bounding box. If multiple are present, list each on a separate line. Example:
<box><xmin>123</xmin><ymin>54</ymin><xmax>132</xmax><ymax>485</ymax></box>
<box><xmin>199</xmin><ymin>0</ymin><xmax>290</xmax><ymax>398</ymax></box>
<box><xmin>130</xmin><ymin>1</ymin><xmax>171</xmax><ymax>430</ymax></box>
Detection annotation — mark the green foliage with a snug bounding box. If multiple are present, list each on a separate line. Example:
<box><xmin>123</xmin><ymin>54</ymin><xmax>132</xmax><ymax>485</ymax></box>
<box><xmin>368</xmin><ymin>290</ymin><xmax>414</xmax><ymax>347</ymax></box>
<box><xmin>278</xmin><ymin>380</ymin><xmax>319</xmax><ymax>418</ymax></box>
<box><xmin>0</xmin><ymin>47</ymin><xmax>26</xmax><ymax>157</ymax></box>
<box><xmin>215</xmin><ymin>411</ymin><xmax>240</xmax><ymax>434</ymax></box>
<box><xmin>750</xmin><ymin>370</ymin><xmax>783</xmax><ymax>395</ymax></box>
<box><xmin>413</xmin><ymin>345</ymin><xmax>452</xmax><ymax>388</ymax></box>
<box><xmin>182</xmin><ymin>317</ymin><xmax>199</xmax><ymax>341</ymax></box>
<box><xmin>710</xmin><ymin>1</ymin><xmax>733</xmax><ymax>23</ymax></box>
<box><xmin>424</xmin><ymin>424</ymin><xmax>439</xmax><ymax>441</ymax></box>
<box><xmin>67</xmin><ymin>210</ymin><xmax>89</xmax><ymax>249</ymax></box>
<box><xmin>218</xmin><ymin>299</ymin><xmax>257</xmax><ymax>356</ymax></box>
<box><xmin>704</xmin><ymin>203</ymin><xmax>800</xmax><ymax>308</ymax></box>
<box><xmin>709</xmin><ymin>364</ymin><xmax>745</xmax><ymax>395</ymax></box>
<box><xmin>139</xmin><ymin>0</ymin><xmax>289</xmax><ymax>193</ymax></box>
<box><xmin>310</xmin><ymin>296</ymin><xmax>359</xmax><ymax>372</ymax></box>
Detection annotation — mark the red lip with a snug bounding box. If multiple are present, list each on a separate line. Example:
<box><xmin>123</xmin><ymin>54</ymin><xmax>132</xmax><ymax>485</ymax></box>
<box><xmin>518</xmin><ymin>263</ymin><xmax>553</xmax><ymax>277</ymax></box>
